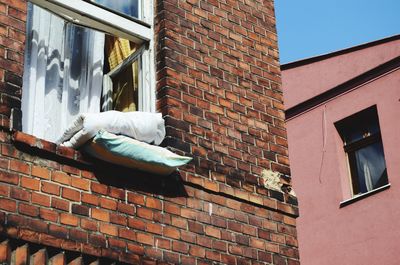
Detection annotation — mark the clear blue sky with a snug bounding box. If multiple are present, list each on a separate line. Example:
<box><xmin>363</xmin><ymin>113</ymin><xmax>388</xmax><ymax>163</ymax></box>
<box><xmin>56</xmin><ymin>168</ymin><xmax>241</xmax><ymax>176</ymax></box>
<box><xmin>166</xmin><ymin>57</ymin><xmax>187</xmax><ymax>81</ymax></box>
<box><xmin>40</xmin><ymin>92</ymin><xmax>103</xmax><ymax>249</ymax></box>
<box><xmin>275</xmin><ymin>0</ymin><xmax>400</xmax><ymax>64</ymax></box>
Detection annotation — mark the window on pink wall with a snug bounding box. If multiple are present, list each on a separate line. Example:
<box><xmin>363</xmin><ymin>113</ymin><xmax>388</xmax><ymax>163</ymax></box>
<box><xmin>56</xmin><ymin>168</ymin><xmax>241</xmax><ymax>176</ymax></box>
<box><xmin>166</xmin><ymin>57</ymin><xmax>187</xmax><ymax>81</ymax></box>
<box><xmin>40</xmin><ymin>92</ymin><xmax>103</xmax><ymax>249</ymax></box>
<box><xmin>335</xmin><ymin>106</ymin><xmax>388</xmax><ymax>196</ymax></box>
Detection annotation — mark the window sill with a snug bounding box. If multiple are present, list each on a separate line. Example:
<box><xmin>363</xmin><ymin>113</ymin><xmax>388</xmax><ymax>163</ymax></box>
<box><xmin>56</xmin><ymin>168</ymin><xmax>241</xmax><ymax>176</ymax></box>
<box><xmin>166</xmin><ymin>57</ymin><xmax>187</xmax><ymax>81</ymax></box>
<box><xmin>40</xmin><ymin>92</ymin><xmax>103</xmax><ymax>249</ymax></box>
<box><xmin>339</xmin><ymin>183</ymin><xmax>391</xmax><ymax>208</ymax></box>
<box><xmin>12</xmin><ymin>131</ymin><xmax>92</xmax><ymax>167</ymax></box>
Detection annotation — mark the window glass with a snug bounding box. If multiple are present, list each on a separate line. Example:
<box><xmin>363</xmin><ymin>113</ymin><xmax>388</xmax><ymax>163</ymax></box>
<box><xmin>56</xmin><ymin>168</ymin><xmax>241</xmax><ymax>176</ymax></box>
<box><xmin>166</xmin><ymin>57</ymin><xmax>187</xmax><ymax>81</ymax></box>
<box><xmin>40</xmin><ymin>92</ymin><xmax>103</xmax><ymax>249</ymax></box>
<box><xmin>354</xmin><ymin>142</ymin><xmax>388</xmax><ymax>194</ymax></box>
<box><xmin>103</xmin><ymin>36</ymin><xmax>140</xmax><ymax>112</ymax></box>
<box><xmin>92</xmin><ymin>0</ymin><xmax>139</xmax><ymax>19</ymax></box>
<box><xmin>337</xmin><ymin>107</ymin><xmax>380</xmax><ymax>145</ymax></box>
<box><xmin>111</xmin><ymin>61</ymin><xmax>139</xmax><ymax>112</ymax></box>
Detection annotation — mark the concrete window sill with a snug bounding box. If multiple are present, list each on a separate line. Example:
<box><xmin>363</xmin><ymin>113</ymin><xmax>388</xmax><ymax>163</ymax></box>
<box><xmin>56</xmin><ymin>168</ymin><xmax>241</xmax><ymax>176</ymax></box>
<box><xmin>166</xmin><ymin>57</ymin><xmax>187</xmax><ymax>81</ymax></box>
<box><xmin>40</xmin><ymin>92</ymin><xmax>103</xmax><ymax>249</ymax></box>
<box><xmin>339</xmin><ymin>183</ymin><xmax>391</xmax><ymax>208</ymax></box>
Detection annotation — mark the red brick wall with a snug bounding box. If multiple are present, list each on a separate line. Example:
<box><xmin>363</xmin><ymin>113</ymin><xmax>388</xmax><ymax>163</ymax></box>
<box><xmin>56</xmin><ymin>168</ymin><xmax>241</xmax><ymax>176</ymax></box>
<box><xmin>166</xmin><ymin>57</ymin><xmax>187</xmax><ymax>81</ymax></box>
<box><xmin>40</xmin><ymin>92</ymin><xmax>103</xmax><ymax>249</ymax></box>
<box><xmin>0</xmin><ymin>0</ymin><xmax>25</xmax><ymax>129</ymax></box>
<box><xmin>0</xmin><ymin>0</ymin><xmax>299</xmax><ymax>264</ymax></box>
<box><xmin>156</xmin><ymin>0</ymin><xmax>290</xmax><ymax>186</ymax></box>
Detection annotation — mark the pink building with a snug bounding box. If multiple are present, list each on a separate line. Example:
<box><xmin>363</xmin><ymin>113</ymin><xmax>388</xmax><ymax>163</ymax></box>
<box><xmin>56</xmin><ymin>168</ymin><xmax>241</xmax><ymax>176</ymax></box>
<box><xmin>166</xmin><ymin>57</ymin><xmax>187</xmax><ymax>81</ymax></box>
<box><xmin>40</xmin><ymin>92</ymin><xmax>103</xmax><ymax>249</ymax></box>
<box><xmin>281</xmin><ymin>35</ymin><xmax>400</xmax><ymax>265</ymax></box>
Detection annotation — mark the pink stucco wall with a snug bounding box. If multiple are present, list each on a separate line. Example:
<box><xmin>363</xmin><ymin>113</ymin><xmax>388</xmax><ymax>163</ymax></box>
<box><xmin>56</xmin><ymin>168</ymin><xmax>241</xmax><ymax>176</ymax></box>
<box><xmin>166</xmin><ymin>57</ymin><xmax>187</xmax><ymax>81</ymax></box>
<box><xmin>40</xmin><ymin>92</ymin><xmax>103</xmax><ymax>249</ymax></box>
<box><xmin>283</xmin><ymin>43</ymin><xmax>400</xmax><ymax>265</ymax></box>
<box><xmin>282</xmin><ymin>38</ymin><xmax>400</xmax><ymax>109</ymax></box>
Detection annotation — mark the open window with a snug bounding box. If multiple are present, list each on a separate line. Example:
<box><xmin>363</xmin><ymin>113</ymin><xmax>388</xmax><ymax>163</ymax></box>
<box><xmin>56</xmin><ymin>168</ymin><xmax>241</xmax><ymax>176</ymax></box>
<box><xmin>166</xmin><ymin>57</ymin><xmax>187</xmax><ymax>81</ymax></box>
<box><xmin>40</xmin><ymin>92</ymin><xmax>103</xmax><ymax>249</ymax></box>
<box><xmin>21</xmin><ymin>0</ymin><xmax>155</xmax><ymax>143</ymax></box>
<box><xmin>335</xmin><ymin>106</ymin><xmax>389</xmax><ymax>196</ymax></box>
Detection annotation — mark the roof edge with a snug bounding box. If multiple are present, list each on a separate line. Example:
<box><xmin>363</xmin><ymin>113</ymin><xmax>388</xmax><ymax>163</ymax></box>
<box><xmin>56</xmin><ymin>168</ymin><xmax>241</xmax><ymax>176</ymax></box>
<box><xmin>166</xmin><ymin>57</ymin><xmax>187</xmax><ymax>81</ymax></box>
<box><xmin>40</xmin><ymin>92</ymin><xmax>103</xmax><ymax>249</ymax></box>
<box><xmin>285</xmin><ymin>55</ymin><xmax>400</xmax><ymax>120</ymax></box>
<box><xmin>281</xmin><ymin>34</ymin><xmax>400</xmax><ymax>70</ymax></box>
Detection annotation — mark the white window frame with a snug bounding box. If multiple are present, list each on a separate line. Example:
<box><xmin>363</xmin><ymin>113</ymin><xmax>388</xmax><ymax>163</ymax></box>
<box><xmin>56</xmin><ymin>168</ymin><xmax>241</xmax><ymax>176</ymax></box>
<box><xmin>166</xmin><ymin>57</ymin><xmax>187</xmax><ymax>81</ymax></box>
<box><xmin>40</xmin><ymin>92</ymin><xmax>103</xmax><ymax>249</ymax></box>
<box><xmin>29</xmin><ymin>0</ymin><xmax>156</xmax><ymax>112</ymax></box>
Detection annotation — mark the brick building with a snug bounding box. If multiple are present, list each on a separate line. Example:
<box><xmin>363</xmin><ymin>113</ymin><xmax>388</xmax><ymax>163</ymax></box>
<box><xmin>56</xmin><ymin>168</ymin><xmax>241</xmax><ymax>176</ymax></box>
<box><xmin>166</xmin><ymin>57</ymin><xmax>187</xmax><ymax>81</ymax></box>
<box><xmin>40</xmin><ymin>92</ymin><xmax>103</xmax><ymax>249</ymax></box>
<box><xmin>0</xmin><ymin>0</ymin><xmax>298</xmax><ymax>264</ymax></box>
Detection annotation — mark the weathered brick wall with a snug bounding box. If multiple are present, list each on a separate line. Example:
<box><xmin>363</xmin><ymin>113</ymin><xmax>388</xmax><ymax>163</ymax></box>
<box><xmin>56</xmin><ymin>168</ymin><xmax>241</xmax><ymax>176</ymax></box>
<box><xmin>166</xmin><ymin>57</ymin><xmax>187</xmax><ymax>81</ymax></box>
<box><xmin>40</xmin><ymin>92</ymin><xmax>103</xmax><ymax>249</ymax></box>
<box><xmin>0</xmin><ymin>0</ymin><xmax>299</xmax><ymax>264</ymax></box>
<box><xmin>0</xmin><ymin>0</ymin><xmax>25</xmax><ymax>129</ymax></box>
<box><xmin>156</xmin><ymin>0</ymin><xmax>290</xmax><ymax>187</ymax></box>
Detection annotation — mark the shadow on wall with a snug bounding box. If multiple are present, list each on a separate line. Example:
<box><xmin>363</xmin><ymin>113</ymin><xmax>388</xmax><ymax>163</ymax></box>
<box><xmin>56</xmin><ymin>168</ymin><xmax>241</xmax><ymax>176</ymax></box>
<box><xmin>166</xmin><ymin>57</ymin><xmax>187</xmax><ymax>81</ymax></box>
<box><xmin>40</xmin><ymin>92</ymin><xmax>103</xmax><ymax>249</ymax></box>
<box><xmin>14</xmin><ymin>141</ymin><xmax>187</xmax><ymax>198</ymax></box>
<box><xmin>91</xmin><ymin>157</ymin><xmax>188</xmax><ymax>198</ymax></box>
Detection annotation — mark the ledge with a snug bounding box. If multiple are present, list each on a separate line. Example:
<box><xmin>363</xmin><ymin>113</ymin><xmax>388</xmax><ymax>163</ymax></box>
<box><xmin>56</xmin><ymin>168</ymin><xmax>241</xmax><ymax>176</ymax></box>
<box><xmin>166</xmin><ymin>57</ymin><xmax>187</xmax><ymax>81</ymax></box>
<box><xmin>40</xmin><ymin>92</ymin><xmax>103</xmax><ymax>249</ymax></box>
<box><xmin>10</xmin><ymin>131</ymin><xmax>299</xmax><ymax>217</ymax></box>
<box><xmin>340</xmin><ymin>184</ymin><xmax>391</xmax><ymax>208</ymax></box>
<box><xmin>0</xmin><ymin>224</ymin><xmax>145</xmax><ymax>264</ymax></box>
<box><xmin>12</xmin><ymin>131</ymin><xmax>92</xmax><ymax>167</ymax></box>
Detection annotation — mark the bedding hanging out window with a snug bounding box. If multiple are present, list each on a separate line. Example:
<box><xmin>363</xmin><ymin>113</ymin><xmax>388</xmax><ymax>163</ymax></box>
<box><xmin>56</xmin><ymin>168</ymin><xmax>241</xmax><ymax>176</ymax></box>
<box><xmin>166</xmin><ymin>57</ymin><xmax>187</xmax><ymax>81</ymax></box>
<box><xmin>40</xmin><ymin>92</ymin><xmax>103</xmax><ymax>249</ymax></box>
<box><xmin>21</xmin><ymin>0</ymin><xmax>155</xmax><ymax>143</ymax></box>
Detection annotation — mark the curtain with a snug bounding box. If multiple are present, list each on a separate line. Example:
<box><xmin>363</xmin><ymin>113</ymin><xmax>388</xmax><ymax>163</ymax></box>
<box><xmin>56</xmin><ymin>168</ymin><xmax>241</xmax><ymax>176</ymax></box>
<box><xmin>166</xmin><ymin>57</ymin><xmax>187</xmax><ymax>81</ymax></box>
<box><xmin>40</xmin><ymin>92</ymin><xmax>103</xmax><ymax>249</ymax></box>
<box><xmin>355</xmin><ymin>141</ymin><xmax>387</xmax><ymax>193</ymax></box>
<box><xmin>22</xmin><ymin>4</ymin><xmax>105</xmax><ymax>142</ymax></box>
<box><xmin>363</xmin><ymin>163</ymin><xmax>373</xmax><ymax>191</ymax></box>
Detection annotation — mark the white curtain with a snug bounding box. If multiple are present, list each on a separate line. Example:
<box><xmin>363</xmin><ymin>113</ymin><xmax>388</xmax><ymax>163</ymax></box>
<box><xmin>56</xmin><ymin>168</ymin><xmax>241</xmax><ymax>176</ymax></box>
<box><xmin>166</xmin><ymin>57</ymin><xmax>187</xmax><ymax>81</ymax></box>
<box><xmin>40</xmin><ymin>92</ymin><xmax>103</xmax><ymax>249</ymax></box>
<box><xmin>355</xmin><ymin>142</ymin><xmax>387</xmax><ymax>193</ymax></box>
<box><xmin>363</xmin><ymin>162</ymin><xmax>373</xmax><ymax>191</ymax></box>
<box><xmin>22</xmin><ymin>4</ymin><xmax>105</xmax><ymax>142</ymax></box>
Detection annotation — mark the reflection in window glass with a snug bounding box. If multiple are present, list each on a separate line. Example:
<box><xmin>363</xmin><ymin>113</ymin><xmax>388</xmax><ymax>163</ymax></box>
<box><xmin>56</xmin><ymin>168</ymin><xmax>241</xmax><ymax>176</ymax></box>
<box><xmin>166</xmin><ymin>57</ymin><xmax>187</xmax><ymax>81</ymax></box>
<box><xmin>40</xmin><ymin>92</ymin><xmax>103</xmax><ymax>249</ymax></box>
<box><xmin>337</xmin><ymin>107</ymin><xmax>380</xmax><ymax>145</ymax></box>
<box><xmin>93</xmin><ymin>0</ymin><xmax>139</xmax><ymax>19</ymax></box>
<box><xmin>354</xmin><ymin>142</ymin><xmax>388</xmax><ymax>194</ymax></box>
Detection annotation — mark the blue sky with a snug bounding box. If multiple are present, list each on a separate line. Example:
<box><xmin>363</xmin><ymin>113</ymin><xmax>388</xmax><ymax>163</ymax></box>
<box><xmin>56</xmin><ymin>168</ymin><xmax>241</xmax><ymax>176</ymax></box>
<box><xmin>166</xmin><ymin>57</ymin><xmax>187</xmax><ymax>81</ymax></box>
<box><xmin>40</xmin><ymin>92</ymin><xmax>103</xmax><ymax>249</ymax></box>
<box><xmin>275</xmin><ymin>0</ymin><xmax>400</xmax><ymax>64</ymax></box>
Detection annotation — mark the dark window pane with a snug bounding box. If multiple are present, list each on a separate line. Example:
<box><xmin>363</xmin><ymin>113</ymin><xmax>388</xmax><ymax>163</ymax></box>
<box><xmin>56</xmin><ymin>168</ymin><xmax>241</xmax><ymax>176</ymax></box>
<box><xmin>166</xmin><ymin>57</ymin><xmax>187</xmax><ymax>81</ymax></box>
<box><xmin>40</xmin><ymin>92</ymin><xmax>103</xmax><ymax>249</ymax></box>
<box><xmin>342</xmin><ymin>121</ymin><xmax>379</xmax><ymax>145</ymax></box>
<box><xmin>92</xmin><ymin>0</ymin><xmax>139</xmax><ymax>19</ymax></box>
<box><xmin>354</xmin><ymin>141</ymin><xmax>388</xmax><ymax>194</ymax></box>
<box><xmin>335</xmin><ymin>106</ymin><xmax>380</xmax><ymax>145</ymax></box>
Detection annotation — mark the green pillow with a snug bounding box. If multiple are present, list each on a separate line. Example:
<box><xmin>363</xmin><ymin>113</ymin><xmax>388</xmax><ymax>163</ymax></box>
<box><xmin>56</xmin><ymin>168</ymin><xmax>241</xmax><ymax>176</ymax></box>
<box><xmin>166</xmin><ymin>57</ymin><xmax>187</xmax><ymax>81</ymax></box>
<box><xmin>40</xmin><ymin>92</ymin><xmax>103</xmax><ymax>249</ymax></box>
<box><xmin>83</xmin><ymin>130</ymin><xmax>192</xmax><ymax>175</ymax></box>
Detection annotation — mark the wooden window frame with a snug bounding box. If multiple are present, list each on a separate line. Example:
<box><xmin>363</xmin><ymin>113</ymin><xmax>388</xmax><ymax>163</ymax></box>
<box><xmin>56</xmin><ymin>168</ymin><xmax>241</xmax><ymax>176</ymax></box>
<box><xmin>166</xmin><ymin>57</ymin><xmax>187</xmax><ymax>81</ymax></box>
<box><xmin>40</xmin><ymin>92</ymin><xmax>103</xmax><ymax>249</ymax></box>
<box><xmin>335</xmin><ymin>106</ymin><xmax>388</xmax><ymax>197</ymax></box>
